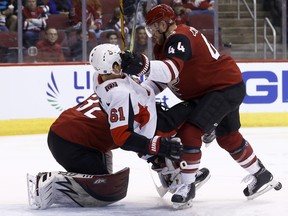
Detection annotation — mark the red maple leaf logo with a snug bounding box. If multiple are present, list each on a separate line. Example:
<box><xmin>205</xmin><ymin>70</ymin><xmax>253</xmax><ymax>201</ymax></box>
<box><xmin>134</xmin><ymin>103</ymin><xmax>150</xmax><ymax>129</ymax></box>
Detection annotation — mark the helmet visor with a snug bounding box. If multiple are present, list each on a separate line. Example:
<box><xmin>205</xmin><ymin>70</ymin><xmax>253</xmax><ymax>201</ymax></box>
<box><xmin>145</xmin><ymin>23</ymin><xmax>159</xmax><ymax>38</ymax></box>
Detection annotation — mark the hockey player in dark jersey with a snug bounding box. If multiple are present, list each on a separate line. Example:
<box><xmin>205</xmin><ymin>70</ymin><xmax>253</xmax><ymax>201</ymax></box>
<box><xmin>120</xmin><ymin>4</ymin><xmax>282</xmax><ymax>209</ymax></box>
<box><xmin>27</xmin><ymin>93</ymin><xmax>129</xmax><ymax>209</ymax></box>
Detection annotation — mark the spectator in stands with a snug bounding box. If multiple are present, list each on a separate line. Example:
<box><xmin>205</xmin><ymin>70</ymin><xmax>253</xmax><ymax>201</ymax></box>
<box><xmin>106</xmin><ymin>6</ymin><xmax>130</xmax><ymax>46</ymax></box>
<box><xmin>70</xmin><ymin>29</ymin><xmax>95</xmax><ymax>61</ymax></box>
<box><xmin>0</xmin><ymin>0</ymin><xmax>17</xmax><ymax>31</ymax></box>
<box><xmin>22</xmin><ymin>0</ymin><xmax>49</xmax><ymax>47</ymax></box>
<box><xmin>133</xmin><ymin>25</ymin><xmax>148</xmax><ymax>56</ymax></box>
<box><xmin>70</xmin><ymin>0</ymin><xmax>102</xmax><ymax>32</ymax></box>
<box><xmin>182</xmin><ymin>0</ymin><xmax>213</xmax><ymax>13</ymax></box>
<box><xmin>263</xmin><ymin>0</ymin><xmax>282</xmax><ymax>27</ymax></box>
<box><xmin>36</xmin><ymin>0</ymin><xmax>50</xmax><ymax>6</ymax></box>
<box><xmin>106</xmin><ymin>6</ymin><xmax>129</xmax><ymax>34</ymax></box>
<box><xmin>106</xmin><ymin>31</ymin><xmax>119</xmax><ymax>45</ymax></box>
<box><xmin>36</xmin><ymin>27</ymin><xmax>65</xmax><ymax>62</ymax></box>
<box><xmin>172</xmin><ymin>0</ymin><xmax>189</xmax><ymax>25</ymax></box>
<box><xmin>48</xmin><ymin>0</ymin><xmax>72</xmax><ymax>15</ymax></box>
<box><xmin>127</xmin><ymin>0</ymin><xmax>160</xmax><ymax>31</ymax></box>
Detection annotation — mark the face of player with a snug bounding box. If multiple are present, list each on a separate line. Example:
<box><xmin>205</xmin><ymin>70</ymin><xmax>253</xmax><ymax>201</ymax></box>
<box><xmin>146</xmin><ymin>21</ymin><xmax>166</xmax><ymax>45</ymax></box>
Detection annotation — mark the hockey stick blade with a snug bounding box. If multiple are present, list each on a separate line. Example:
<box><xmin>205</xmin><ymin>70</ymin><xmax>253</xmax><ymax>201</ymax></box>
<box><xmin>247</xmin><ymin>180</ymin><xmax>282</xmax><ymax>200</ymax></box>
<box><xmin>148</xmin><ymin>166</ymin><xmax>169</xmax><ymax>197</ymax></box>
<box><xmin>149</xmin><ymin>165</ymin><xmax>211</xmax><ymax>198</ymax></box>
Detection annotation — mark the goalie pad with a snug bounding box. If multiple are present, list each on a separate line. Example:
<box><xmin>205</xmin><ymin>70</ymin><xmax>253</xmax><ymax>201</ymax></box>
<box><xmin>27</xmin><ymin>167</ymin><xmax>130</xmax><ymax>209</ymax></box>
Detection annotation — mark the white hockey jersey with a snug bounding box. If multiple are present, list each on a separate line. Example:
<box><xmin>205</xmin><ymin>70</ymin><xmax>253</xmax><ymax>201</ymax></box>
<box><xmin>93</xmin><ymin>73</ymin><xmax>158</xmax><ymax>148</ymax></box>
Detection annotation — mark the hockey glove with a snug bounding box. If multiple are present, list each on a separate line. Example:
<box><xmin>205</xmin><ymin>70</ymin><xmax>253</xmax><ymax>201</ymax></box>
<box><xmin>120</xmin><ymin>51</ymin><xmax>150</xmax><ymax>76</ymax></box>
<box><xmin>148</xmin><ymin>136</ymin><xmax>183</xmax><ymax>160</ymax></box>
<box><xmin>147</xmin><ymin>155</ymin><xmax>166</xmax><ymax>171</ymax></box>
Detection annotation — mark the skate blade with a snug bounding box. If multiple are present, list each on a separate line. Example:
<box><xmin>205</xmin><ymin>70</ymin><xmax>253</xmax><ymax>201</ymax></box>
<box><xmin>172</xmin><ymin>199</ymin><xmax>193</xmax><ymax>210</ymax></box>
<box><xmin>26</xmin><ymin>173</ymin><xmax>40</xmax><ymax>209</ymax></box>
<box><xmin>195</xmin><ymin>173</ymin><xmax>211</xmax><ymax>191</ymax></box>
<box><xmin>247</xmin><ymin>180</ymin><xmax>282</xmax><ymax>200</ymax></box>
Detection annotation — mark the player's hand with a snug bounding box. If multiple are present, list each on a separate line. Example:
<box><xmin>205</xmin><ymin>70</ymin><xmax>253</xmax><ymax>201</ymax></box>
<box><xmin>120</xmin><ymin>51</ymin><xmax>150</xmax><ymax>76</ymax></box>
<box><xmin>148</xmin><ymin>136</ymin><xmax>183</xmax><ymax>160</ymax></box>
<box><xmin>147</xmin><ymin>155</ymin><xmax>166</xmax><ymax>172</ymax></box>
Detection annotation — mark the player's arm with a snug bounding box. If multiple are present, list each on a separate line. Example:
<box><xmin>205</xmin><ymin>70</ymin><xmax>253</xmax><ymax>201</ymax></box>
<box><xmin>141</xmin><ymin>79</ymin><xmax>167</xmax><ymax>95</ymax></box>
<box><xmin>108</xmin><ymin>94</ymin><xmax>182</xmax><ymax>160</ymax></box>
<box><xmin>120</xmin><ymin>34</ymin><xmax>192</xmax><ymax>83</ymax></box>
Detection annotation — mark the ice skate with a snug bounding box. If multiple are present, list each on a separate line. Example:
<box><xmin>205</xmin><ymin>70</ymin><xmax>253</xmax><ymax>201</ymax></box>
<box><xmin>195</xmin><ymin>167</ymin><xmax>211</xmax><ymax>190</ymax></box>
<box><xmin>151</xmin><ymin>165</ymin><xmax>211</xmax><ymax>197</ymax></box>
<box><xmin>242</xmin><ymin>160</ymin><xmax>282</xmax><ymax>200</ymax></box>
<box><xmin>171</xmin><ymin>183</ymin><xmax>195</xmax><ymax>210</ymax></box>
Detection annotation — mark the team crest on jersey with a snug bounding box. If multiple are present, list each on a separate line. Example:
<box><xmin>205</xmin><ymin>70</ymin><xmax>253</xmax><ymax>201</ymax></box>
<box><xmin>105</xmin><ymin>82</ymin><xmax>118</xmax><ymax>92</ymax></box>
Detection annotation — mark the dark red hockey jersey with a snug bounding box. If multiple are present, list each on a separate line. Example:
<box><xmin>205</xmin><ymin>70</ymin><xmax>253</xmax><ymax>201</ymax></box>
<box><xmin>153</xmin><ymin>24</ymin><xmax>243</xmax><ymax>100</ymax></box>
<box><xmin>50</xmin><ymin>93</ymin><xmax>118</xmax><ymax>152</ymax></box>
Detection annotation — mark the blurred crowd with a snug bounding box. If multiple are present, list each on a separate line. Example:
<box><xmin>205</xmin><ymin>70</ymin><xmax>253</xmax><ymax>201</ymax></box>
<box><xmin>0</xmin><ymin>0</ymin><xmax>285</xmax><ymax>63</ymax></box>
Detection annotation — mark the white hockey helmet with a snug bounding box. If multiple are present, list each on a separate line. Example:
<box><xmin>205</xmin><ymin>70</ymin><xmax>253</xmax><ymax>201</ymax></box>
<box><xmin>89</xmin><ymin>43</ymin><xmax>121</xmax><ymax>74</ymax></box>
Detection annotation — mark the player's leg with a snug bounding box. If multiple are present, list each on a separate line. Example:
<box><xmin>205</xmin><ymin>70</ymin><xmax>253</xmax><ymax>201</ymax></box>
<box><xmin>169</xmin><ymin>123</ymin><xmax>203</xmax><ymax>209</ymax></box>
<box><xmin>27</xmin><ymin>168</ymin><xmax>130</xmax><ymax>209</ymax></box>
<box><xmin>216</xmin><ymin>110</ymin><xmax>282</xmax><ymax>199</ymax></box>
<box><xmin>169</xmin><ymin>83</ymin><xmax>244</xmax><ymax>209</ymax></box>
<box><xmin>47</xmin><ymin>129</ymin><xmax>110</xmax><ymax>175</ymax></box>
<box><xmin>154</xmin><ymin>103</ymin><xmax>210</xmax><ymax>208</ymax></box>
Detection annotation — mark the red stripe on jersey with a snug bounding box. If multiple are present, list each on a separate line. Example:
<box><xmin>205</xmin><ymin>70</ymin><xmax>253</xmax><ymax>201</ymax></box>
<box><xmin>111</xmin><ymin>125</ymin><xmax>131</xmax><ymax>146</ymax></box>
<box><xmin>163</xmin><ymin>60</ymin><xmax>176</xmax><ymax>80</ymax></box>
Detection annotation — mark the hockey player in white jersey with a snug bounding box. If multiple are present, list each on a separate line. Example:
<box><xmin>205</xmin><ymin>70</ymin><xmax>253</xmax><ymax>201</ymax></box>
<box><xmin>90</xmin><ymin>43</ymin><xmax>210</xmax><ymax>209</ymax></box>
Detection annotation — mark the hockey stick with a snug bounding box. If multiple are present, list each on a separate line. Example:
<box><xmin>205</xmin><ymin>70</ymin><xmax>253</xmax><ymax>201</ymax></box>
<box><xmin>148</xmin><ymin>163</ymin><xmax>170</xmax><ymax>197</ymax></box>
<box><xmin>119</xmin><ymin>0</ymin><xmax>126</xmax><ymax>50</ymax></box>
<box><xmin>129</xmin><ymin>0</ymin><xmax>141</xmax><ymax>52</ymax></box>
<box><xmin>148</xmin><ymin>162</ymin><xmax>211</xmax><ymax>198</ymax></box>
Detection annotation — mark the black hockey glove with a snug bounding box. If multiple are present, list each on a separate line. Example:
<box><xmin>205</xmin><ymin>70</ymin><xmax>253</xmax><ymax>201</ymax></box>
<box><xmin>148</xmin><ymin>136</ymin><xmax>183</xmax><ymax>160</ymax></box>
<box><xmin>120</xmin><ymin>51</ymin><xmax>150</xmax><ymax>76</ymax></box>
<box><xmin>147</xmin><ymin>155</ymin><xmax>166</xmax><ymax>171</ymax></box>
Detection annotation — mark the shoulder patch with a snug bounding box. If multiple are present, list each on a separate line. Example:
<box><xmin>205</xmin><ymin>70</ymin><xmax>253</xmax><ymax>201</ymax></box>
<box><xmin>164</xmin><ymin>34</ymin><xmax>192</xmax><ymax>61</ymax></box>
<box><xmin>105</xmin><ymin>82</ymin><xmax>118</xmax><ymax>92</ymax></box>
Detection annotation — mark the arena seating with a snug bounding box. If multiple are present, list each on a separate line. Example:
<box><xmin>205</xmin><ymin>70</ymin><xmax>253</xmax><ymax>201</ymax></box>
<box><xmin>0</xmin><ymin>32</ymin><xmax>18</xmax><ymax>63</ymax></box>
<box><xmin>46</xmin><ymin>14</ymin><xmax>71</xmax><ymax>30</ymax></box>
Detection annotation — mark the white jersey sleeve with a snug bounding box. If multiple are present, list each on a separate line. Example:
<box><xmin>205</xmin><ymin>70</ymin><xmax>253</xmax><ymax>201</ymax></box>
<box><xmin>141</xmin><ymin>79</ymin><xmax>167</xmax><ymax>96</ymax></box>
<box><xmin>94</xmin><ymin>74</ymin><xmax>158</xmax><ymax>151</ymax></box>
<box><xmin>149</xmin><ymin>60</ymin><xmax>180</xmax><ymax>83</ymax></box>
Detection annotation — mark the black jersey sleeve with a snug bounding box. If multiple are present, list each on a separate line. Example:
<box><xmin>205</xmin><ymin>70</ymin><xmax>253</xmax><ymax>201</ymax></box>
<box><xmin>163</xmin><ymin>34</ymin><xmax>192</xmax><ymax>62</ymax></box>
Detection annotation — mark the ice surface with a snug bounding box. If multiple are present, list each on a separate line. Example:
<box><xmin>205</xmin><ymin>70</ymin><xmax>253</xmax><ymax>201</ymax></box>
<box><xmin>0</xmin><ymin>127</ymin><xmax>287</xmax><ymax>216</ymax></box>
